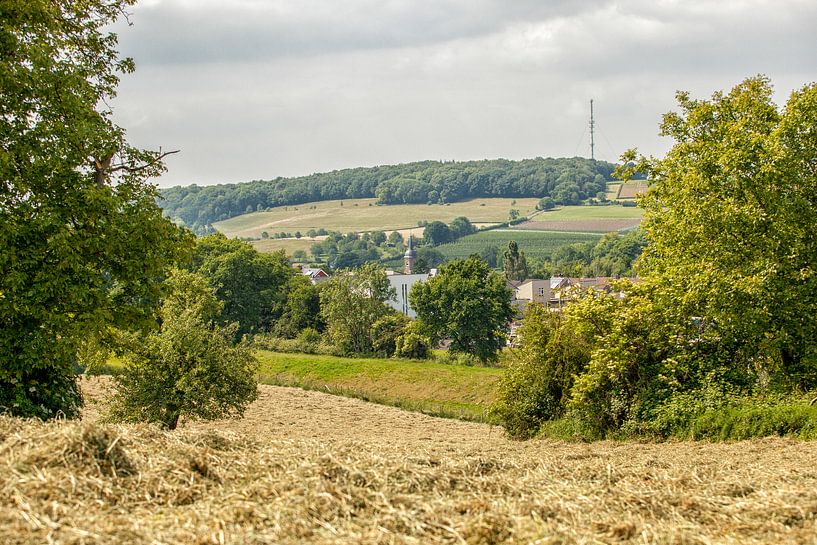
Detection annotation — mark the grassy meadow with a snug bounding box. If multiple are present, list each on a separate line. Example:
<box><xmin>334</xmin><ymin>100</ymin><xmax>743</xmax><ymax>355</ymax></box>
<box><xmin>213</xmin><ymin>197</ymin><xmax>540</xmax><ymax>239</ymax></box>
<box><xmin>437</xmin><ymin>230</ymin><xmax>602</xmax><ymax>261</ymax></box>
<box><xmin>256</xmin><ymin>350</ymin><xmax>501</xmax><ymax>422</ymax></box>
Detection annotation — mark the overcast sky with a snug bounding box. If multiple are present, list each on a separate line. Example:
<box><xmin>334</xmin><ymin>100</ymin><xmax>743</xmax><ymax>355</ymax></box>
<box><xmin>110</xmin><ymin>0</ymin><xmax>817</xmax><ymax>188</ymax></box>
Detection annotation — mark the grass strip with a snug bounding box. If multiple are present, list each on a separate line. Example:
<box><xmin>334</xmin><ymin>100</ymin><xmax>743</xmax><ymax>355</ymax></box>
<box><xmin>255</xmin><ymin>350</ymin><xmax>502</xmax><ymax>424</ymax></box>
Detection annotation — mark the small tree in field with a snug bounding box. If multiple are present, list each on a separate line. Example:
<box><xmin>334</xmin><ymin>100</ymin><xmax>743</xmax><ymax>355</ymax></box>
<box><xmin>108</xmin><ymin>270</ymin><xmax>258</xmax><ymax>430</ymax></box>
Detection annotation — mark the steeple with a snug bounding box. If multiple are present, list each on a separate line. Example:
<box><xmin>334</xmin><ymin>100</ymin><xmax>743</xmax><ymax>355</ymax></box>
<box><xmin>403</xmin><ymin>235</ymin><xmax>416</xmax><ymax>274</ymax></box>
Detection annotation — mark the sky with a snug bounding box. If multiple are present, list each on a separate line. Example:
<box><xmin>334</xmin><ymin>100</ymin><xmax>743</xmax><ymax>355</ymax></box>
<box><xmin>109</xmin><ymin>0</ymin><xmax>817</xmax><ymax>188</ymax></box>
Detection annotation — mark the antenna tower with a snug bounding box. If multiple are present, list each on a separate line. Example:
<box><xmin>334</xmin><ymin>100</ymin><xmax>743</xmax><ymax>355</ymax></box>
<box><xmin>589</xmin><ymin>99</ymin><xmax>595</xmax><ymax>160</ymax></box>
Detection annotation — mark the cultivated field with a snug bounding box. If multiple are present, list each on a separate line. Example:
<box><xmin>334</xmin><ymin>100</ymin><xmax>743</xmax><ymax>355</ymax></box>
<box><xmin>617</xmin><ymin>181</ymin><xmax>649</xmax><ymax>199</ymax></box>
<box><xmin>514</xmin><ymin>205</ymin><xmax>643</xmax><ymax>233</ymax></box>
<box><xmin>213</xmin><ymin>198</ymin><xmax>540</xmax><ymax>239</ymax></box>
<box><xmin>438</xmin><ymin>230</ymin><xmax>602</xmax><ymax>261</ymax></box>
<box><xmin>3</xmin><ymin>377</ymin><xmax>816</xmax><ymax>545</ymax></box>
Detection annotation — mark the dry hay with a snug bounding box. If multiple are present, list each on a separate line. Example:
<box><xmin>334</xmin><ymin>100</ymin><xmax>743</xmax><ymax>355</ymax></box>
<box><xmin>2</xmin><ymin>377</ymin><xmax>817</xmax><ymax>544</ymax></box>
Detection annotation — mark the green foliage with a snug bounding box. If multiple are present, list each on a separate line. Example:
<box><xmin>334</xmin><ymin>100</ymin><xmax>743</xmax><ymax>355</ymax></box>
<box><xmin>0</xmin><ymin>0</ymin><xmax>189</xmax><ymax>419</ymax></box>
<box><xmin>492</xmin><ymin>78</ymin><xmax>817</xmax><ymax>440</ymax></box>
<box><xmin>371</xmin><ymin>313</ymin><xmax>410</xmax><ymax>357</ymax></box>
<box><xmin>492</xmin><ymin>298</ymin><xmax>609</xmax><ymax>438</ymax></box>
<box><xmin>536</xmin><ymin>228</ymin><xmax>646</xmax><ymax>278</ymax></box>
<box><xmin>394</xmin><ymin>325</ymin><xmax>432</xmax><ymax>360</ymax></box>
<box><xmin>410</xmin><ymin>256</ymin><xmax>514</xmax><ymax>363</ymax></box>
<box><xmin>162</xmin><ymin>158</ymin><xmax>615</xmax><ymax>233</ymax></box>
<box><xmin>108</xmin><ymin>270</ymin><xmax>258</xmax><ymax>430</ymax></box>
<box><xmin>503</xmin><ymin>241</ymin><xmax>529</xmax><ymax>281</ymax></box>
<box><xmin>190</xmin><ymin>234</ymin><xmax>294</xmax><ymax>337</ymax></box>
<box><xmin>537</xmin><ymin>197</ymin><xmax>556</xmax><ymax>210</ymax></box>
<box><xmin>423</xmin><ymin>221</ymin><xmax>453</xmax><ymax>246</ymax></box>
<box><xmin>274</xmin><ymin>276</ymin><xmax>325</xmax><ymax>338</ymax></box>
<box><xmin>319</xmin><ymin>263</ymin><xmax>396</xmax><ymax>355</ymax></box>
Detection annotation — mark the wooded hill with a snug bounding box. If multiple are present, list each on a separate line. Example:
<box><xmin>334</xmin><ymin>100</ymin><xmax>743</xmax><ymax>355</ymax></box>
<box><xmin>160</xmin><ymin>157</ymin><xmax>616</xmax><ymax>234</ymax></box>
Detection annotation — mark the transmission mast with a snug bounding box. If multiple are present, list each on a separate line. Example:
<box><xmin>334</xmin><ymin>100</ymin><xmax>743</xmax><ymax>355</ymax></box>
<box><xmin>589</xmin><ymin>99</ymin><xmax>595</xmax><ymax>160</ymax></box>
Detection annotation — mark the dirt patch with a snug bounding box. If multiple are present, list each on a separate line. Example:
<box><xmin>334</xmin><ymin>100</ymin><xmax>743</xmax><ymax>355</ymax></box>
<box><xmin>2</xmin><ymin>376</ymin><xmax>816</xmax><ymax>544</ymax></box>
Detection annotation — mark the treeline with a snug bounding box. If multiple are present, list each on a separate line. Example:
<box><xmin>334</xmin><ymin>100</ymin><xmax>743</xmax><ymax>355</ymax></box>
<box><xmin>160</xmin><ymin>157</ymin><xmax>615</xmax><ymax>233</ymax></box>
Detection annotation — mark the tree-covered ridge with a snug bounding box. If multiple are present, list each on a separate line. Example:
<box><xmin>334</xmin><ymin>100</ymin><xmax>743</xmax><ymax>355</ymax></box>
<box><xmin>160</xmin><ymin>157</ymin><xmax>615</xmax><ymax>233</ymax></box>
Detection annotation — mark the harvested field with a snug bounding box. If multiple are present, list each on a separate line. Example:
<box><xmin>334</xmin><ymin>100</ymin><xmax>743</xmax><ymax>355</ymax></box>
<box><xmin>3</xmin><ymin>376</ymin><xmax>816</xmax><ymax>545</ymax></box>
<box><xmin>618</xmin><ymin>181</ymin><xmax>648</xmax><ymax>199</ymax></box>
<box><xmin>514</xmin><ymin>218</ymin><xmax>641</xmax><ymax>232</ymax></box>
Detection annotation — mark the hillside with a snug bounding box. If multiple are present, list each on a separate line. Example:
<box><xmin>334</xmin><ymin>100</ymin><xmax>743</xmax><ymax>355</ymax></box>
<box><xmin>213</xmin><ymin>197</ymin><xmax>539</xmax><ymax>239</ymax></box>
<box><xmin>4</xmin><ymin>377</ymin><xmax>816</xmax><ymax>545</ymax></box>
<box><xmin>160</xmin><ymin>157</ymin><xmax>616</xmax><ymax>233</ymax></box>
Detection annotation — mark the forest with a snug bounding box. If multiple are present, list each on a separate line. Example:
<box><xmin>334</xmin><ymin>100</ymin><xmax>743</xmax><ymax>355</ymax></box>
<box><xmin>159</xmin><ymin>157</ymin><xmax>615</xmax><ymax>234</ymax></box>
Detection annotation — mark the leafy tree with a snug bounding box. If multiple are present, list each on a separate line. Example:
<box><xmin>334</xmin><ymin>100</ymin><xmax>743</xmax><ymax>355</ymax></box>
<box><xmin>191</xmin><ymin>234</ymin><xmax>294</xmax><ymax>337</ymax></box>
<box><xmin>388</xmin><ymin>231</ymin><xmax>404</xmax><ymax>247</ymax></box>
<box><xmin>319</xmin><ymin>263</ymin><xmax>396</xmax><ymax>354</ymax></box>
<box><xmin>625</xmin><ymin>76</ymin><xmax>817</xmax><ymax>389</ymax></box>
<box><xmin>450</xmin><ymin>216</ymin><xmax>476</xmax><ymax>238</ymax></box>
<box><xmin>274</xmin><ymin>276</ymin><xmax>324</xmax><ymax>338</ymax></box>
<box><xmin>0</xmin><ymin>0</ymin><xmax>189</xmax><ymax>418</ymax></box>
<box><xmin>394</xmin><ymin>321</ymin><xmax>432</xmax><ymax>359</ymax></box>
<box><xmin>503</xmin><ymin>241</ymin><xmax>529</xmax><ymax>281</ymax></box>
<box><xmin>108</xmin><ymin>270</ymin><xmax>258</xmax><ymax>430</ymax></box>
<box><xmin>480</xmin><ymin>244</ymin><xmax>501</xmax><ymax>269</ymax></box>
<box><xmin>371</xmin><ymin>313</ymin><xmax>410</xmax><ymax>357</ymax></box>
<box><xmin>423</xmin><ymin>221</ymin><xmax>453</xmax><ymax>246</ymax></box>
<box><xmin>371</xmin><ymin>230</ymin><xmax>387</xmax><ymax>246</ymax></box>
<box><xmin>410</xmin><ymin>256</ymin><xmax>514</xmax><ymax>363</ymax></box>
<box><xmin>537</xmin><ymin>197</ymin><xmax>556</xmax><ymax>210</ymax></box>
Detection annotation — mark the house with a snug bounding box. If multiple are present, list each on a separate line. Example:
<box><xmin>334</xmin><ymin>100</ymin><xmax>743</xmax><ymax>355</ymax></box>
<box><xmin>512</xmin><ymin>276</ymin><xmax>628</xmax><ymax>313</ymax></box>
<box><xmin>300</xmin><ymin>267</ymin><xmax>330</xmax><ymax>284</ymax></box>
<box><xmin>385</xmin><ymin>270</ymin><xmax>434</xmax><ymax>318</ymax></box>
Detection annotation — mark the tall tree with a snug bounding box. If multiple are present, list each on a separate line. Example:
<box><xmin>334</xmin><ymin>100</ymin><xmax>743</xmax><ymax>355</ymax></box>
<box><xmin>625</xmin><ymin>76</ymin><xmax>817</xmax><ymax>388</ymax></box>
<box><xmin>422</xmin><ymin>221</ymin><xmax>453</xmax><ymax>246</ymax></box>
<box><xmin>503</xmin><ymin>241</ymin><xmax>529</xmax><ymax>281</ymax></box>
<box><xmin>410</xmin><ymin>256</ymin><xmax>514</xmax><ymax>363</ymax></box>
<box><xmin>0</xmin><ymin>0</ymin><xmax>188</xmax><ymax>418</ymax></box>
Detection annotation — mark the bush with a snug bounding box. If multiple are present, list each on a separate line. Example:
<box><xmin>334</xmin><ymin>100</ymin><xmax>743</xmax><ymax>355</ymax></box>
<box><xmin>371</xmin><ymin>314</ymin><xmax>409</xmax><ymax>357</ymax></box>
<box><xmin>296</xmin><ymin>327</ymin><xmax>321</xmax><ymax>346</ymax></box>
<box><xmin>394</xmin><ymin>322</ymin><xmax>432</xmax><ymax>359</ymax></box>
<box><xmin>491</xmin><ymin>301</ymin><xmax>599</xmax><ymax>438</ymax></box>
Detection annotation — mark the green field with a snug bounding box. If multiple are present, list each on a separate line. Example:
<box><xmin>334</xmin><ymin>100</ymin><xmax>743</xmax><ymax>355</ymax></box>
<box><xmin>437</xmin><ymin>230</ymin><xmax>602</xmax><ymax>261</ymax></box>
<box><xmin>256</xmin><ymin>350</ymin><xmax>502</xmax><ymax>421</ymax></box>
<box><xmin>213</xmin><ymin>197</ymin><xmax>540</xmax><ymax>238</ymax></box>
<box><xmin>531</xmin><ymin>205</ymin><xmax>642</xmax><ymax>220</ymax></box>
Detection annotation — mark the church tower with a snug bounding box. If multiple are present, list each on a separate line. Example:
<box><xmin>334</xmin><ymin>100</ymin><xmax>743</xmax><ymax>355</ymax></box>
<box><xmin>403</xmin><ymin>235</ymin><xmax>416</xmax><ymax>274</ymax></box>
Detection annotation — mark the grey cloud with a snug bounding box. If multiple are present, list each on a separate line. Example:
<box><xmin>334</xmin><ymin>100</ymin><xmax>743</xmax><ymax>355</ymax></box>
<box><xmin>116</xmin><ymin>0</ymin><xmax>612</xmax><ymax>65</ymax></box>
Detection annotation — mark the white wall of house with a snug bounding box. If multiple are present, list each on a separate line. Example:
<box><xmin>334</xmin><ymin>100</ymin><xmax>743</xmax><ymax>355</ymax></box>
<box><xmin>386</xmin><ymin>273</ymin><xmax>430</xmax><ymax>318</ymax></box>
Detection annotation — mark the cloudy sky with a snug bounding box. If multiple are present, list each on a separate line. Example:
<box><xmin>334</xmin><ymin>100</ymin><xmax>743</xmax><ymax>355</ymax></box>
<box><xmin>110</xmin><ymin>0</ymin><xmax>817</xmax><ymax>187</ymax></box>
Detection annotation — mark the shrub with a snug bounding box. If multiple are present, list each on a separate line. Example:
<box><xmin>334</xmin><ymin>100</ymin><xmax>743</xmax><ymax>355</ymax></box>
<box><xmin>371</xmin><ymin>314</ymin><xmax>410</xmax><ymax>357</ymax></box>
<box><xmin>394</xmin><ymin>322</ymin><xmax>432</xmax><ymax>359</ymax></box>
